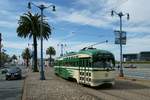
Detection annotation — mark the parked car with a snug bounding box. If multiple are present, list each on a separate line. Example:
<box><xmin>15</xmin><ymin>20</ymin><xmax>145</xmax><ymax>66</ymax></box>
<box><xmin>5</xmin><ymin>67</ymin><xmax>22</xmax><ymax>80</ymax></box>
<box><xmin>124</xmin><ymin>64</ymin><xmax>137</xmax><ymax>68</ymax></box>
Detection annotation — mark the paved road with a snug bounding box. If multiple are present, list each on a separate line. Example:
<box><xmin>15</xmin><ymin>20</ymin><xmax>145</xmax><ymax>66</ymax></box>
<box><xmin>0</xmin><ymin>65</ymin><xmax>26</xmax><ymax>100</ymax></box>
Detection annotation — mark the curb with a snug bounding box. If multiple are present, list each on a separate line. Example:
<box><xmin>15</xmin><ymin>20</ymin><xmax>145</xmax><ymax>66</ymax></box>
<box><xmin>21</xmin><ymin>69</ymin><xmax>29</xmax><ymax>100</ymax></box>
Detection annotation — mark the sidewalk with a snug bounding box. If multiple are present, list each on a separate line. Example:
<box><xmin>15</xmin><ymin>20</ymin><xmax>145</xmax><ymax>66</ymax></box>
<box><xmin>22</xmin><ymin>67</ymin><xmax>58</xmax><ymax>100</ymax></box>
<box><xmin>22</xmin><ymin>67</ymin><xmax>99</xmax><ymax>100</ymax></box>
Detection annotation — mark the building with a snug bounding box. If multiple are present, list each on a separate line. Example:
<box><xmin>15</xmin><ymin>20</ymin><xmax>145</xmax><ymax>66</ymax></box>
<box><xmin>139</xmin><ymin>51</ymin><xmax>150</xmax><ymax>61</ymax></box>
<box><xmin>123</xmin><ymin>51</ymin><xmax>150</xmax><ymax>62</ymax></box>
<box><xmin>123</xmin><ymin>54</ymin><xmax>138</xmax><ymax>62</ymax></box>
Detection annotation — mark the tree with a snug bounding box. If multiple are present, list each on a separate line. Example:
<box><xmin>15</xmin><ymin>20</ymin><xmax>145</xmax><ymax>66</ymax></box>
<box><xmin>11</xmin><ymin>55</ymin><xmax>17</xmax><ymax>64</ymax></box>
<box><xmin>22</xmin><ymin>48</ymin><xmax>32</xmax><ymax>67</ymax></box>
<box><xmin>11</xmin><ymin>55</ymin><xmax>17</xmax><ymax>60</ymax></box>
<box><xmin>0</xmin><ymin>52</ymin><xmax>10</xmax><ymax>66</ymax></box>
<box><xmin>46</xmin><ymin>46</ymin><xmax>56</xmax><ymax>66</ymax></box>
<box><xmin>17</xmin><ymin>12</ymin><xmax>51</xmax><ymax>72</ymax></box>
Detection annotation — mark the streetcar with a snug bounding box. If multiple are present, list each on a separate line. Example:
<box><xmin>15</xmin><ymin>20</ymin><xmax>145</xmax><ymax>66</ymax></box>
<box><xmin>54</xmin><ymin>47</ymin><xmax>116</xmax><ymax>87</ymax></box>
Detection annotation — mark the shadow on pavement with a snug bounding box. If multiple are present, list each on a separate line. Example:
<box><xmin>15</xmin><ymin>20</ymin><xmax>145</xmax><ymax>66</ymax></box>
<box><xmin>91</xmin><ymin>80</ymin><xmax>150</xmax><ymax>90</ymax></box>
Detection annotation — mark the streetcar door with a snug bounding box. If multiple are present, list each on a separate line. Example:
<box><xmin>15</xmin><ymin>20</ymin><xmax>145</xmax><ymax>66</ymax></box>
<box><xmin>79</xmin><ymin>59</ymin><xmax>83</xmax><ymax>83</ymax></box>
<box><xmin>84</xmin><ymin>59</ymin><xmax>91</xmax><ymax>85</ymax></box>
<box><xmin>79</xmin><ymin>58</ymin><xmax>90</xmax><ymax>85</ymax></box>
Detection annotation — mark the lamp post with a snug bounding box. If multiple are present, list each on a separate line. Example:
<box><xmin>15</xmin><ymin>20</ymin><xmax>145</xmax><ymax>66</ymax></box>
<box><xmin>111</xmin><ymin>10</ymin><xmax>129</xmax><ymax>77</ymax></box>
<box><xmin>0</xmin><ymin>33</ymin><xmax>1</xmax><ymax>68</ymax></box>
<box><xmin>28</xmin><ymin>2</ymin><xmax>56</xmax><ymax>80</ymax></box>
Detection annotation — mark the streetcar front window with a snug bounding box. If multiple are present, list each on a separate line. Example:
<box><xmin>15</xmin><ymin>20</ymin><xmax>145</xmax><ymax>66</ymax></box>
<box><xmin>93</xmin><ymin>59</ymin><xmax>114</xmax><ymax>69</ymax></box>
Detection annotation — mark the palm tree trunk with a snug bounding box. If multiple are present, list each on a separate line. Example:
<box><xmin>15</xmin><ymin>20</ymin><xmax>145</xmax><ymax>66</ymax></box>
<box><xmin>49</xmin><ymin>55</ymin><xmax>52</xmax><ymax>67</ymax></box>
<box><xmin>27</xmin><ymin>58</ymin><xmax>29</xmax><ymax>68</ymax></box>
<box><xmin>33</xmin><ymin>36</ymin><xmax>39</xmax><ymax>72</ymax></box>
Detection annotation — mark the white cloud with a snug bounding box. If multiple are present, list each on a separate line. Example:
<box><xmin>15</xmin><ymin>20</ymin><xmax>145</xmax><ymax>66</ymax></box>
<box><xmin>0</xmin><ymin>20</ymin><xmax>17</xmax><ymax>28</ymax></box>
<box><xmin>0</xmin><ymin>9</ymin><xmax>21</xmax><ymax>29</ymax></box>
<box><xmin>75</xmin><ymin>0</ymin><xmax>127</xmax><ymax>10</ymax></box>
<box><xmin>58</xmin><ymin>11</ymin><xmax>111</xmax><ymax>27</ymax></box>
<box><xmin>116</xmin><ymin>0</ymin><xmax>150</xmax><ymax>34</ymax></box>
<box><xmin>125</xmin><ymin>35</ymin><xmax>150</xmax><ymax>53</ymax></box>
<box><xmin>33</xmin><ymin>1</ymin><xmax>53</xmax><ymax>7</ymax></box>
<box><xmin>120</xmin><ymin>0</ymin><xmax>150</xmax><ymax>23</ymax></box>
<box><xmin>3</xmin><ymin>41</ymin><xmax>27</xmax><ymax>50</ymax></box>
<box><xmin>52</xmin><ymin>0</ymin><xmax>150</xmax><ymax>34</ymax></box>
<box><xmin>125</xmin><ymin>26</ymin><xmax>150</xmax><ymax>33</ymax></box>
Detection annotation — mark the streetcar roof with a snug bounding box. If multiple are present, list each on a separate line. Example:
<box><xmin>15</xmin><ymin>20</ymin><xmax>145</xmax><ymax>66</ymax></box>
<box><xmin>56</xmin><ymin>48</ymin><xmax>114</xmax><ymax>60</ymax></box>
<box><xmin>79</xmin><ymin>49</ymin><xmax>113</xmax><ymax>56</ymax></box>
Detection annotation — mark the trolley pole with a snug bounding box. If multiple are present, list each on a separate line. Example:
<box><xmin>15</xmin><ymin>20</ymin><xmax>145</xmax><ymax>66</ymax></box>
<box><xmin>111</xmin><ymin>10</ymin><xmax>129</xmax><ymax>77</ymax></box>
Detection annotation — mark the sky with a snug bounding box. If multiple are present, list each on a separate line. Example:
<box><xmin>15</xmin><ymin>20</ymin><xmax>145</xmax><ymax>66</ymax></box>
<box><xmin>0</xmin><ymin>0</ymin><xmax>150</xmax><ymax>60</ymax></box>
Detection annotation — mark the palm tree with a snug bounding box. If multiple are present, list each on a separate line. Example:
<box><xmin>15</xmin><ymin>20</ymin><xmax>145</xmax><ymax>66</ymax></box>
<box><xmin>11</xmin><ymin>54</ymin><xmax>17</xmax><ymax>65</ymax></box>
<box><xmin>12</xmin><ymin>55</ymin><xmax>17</xmax><ymax>60</ymax></box>
<box><xmin>0</xmin><ymin>52</ymin><xmax>10</xmax><ymax>66</ymax></box>
<box><xmin>46</xmin><ymin>46</ymin><xmax>56</xmax><ymax>66</ymax></box>
<box><xmin>22</xmin><ymin>48</ymin><xmax>32</xmax><ymax>67</ymax></box>
<box><xmin>17</xmin><ymin>12</ymin><xmax>51</xmax><ymax>72</ymax></box>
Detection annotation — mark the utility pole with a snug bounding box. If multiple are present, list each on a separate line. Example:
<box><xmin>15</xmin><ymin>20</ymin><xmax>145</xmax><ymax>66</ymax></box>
<box><xmin>0</xmin><ymin>33</ymin><xmax>1</xmax><ymax>68</ymax></box>
<box><xmin>28</xmin><ymin>2</ymin><xmax>56</xmax><ymax>80</ymax></box>
<box><xmin>111</xmin><ymin>10</ymin><xmax>129</xmax><ymax>77</ymax></box>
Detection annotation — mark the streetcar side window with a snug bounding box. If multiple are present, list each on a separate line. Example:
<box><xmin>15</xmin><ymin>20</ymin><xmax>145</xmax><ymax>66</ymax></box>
<box><xmin>76</xmin><ymin>61</ymin><xmax>78</xmax><ymax>66</ymax></box>
<box><xmin>57</xmin><ymin>62</ymin><xmax>59</xmax><ymax>66</ymax></box>
<box><xmin>58</xmin><ymin>61</ymin><xmax>60</xmax><ymax>66</ymax></box>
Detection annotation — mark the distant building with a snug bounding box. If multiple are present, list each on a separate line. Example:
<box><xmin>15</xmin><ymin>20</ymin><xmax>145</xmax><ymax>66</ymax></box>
<box><xmin>123</xmin><ymin>51</ymin><xmax>150</xmax><ymax>62</ymax></box>
<box><xmin>139</xmin><ymin>51</ymin><xmax>150</xmax><ymax>61</ymax></box>
<box><xmin>123</xmin><ymin>54</ymin><xmax>138</xmax><ymax>62</ymax></box>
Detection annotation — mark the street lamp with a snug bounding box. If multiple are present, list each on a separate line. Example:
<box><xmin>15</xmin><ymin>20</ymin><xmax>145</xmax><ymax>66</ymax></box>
<box><xmin>57</xmin><ymin>44</ymin><xmax>67</xmax><ymax>56</ymax></box>
<box><xmin>0</xmin><ymin>33</ymin><xmax>2</xmax><ymax>68</ymax></box>
<box><xmin>28</xmin><ymin>2</ymin><xmax>56</xmax><ymax>80</ymax></box>
<box><xmin>111</xmin><ymin>10</ymin><xmax>129</xmax><ymax>77</ymax></box>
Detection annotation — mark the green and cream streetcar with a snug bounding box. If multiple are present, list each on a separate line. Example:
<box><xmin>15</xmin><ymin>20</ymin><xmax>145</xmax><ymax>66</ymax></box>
<box><xmin>54</xmin><ymin>47</ymin><xmax>116</xmax><ymax>87</ymax></box>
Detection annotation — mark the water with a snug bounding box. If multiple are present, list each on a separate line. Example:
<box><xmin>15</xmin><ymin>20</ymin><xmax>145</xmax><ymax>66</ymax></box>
<box><xmin>116</xmin><ymin>68</ymin><xmax>150</xmax><ymax>80</ymax></box>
